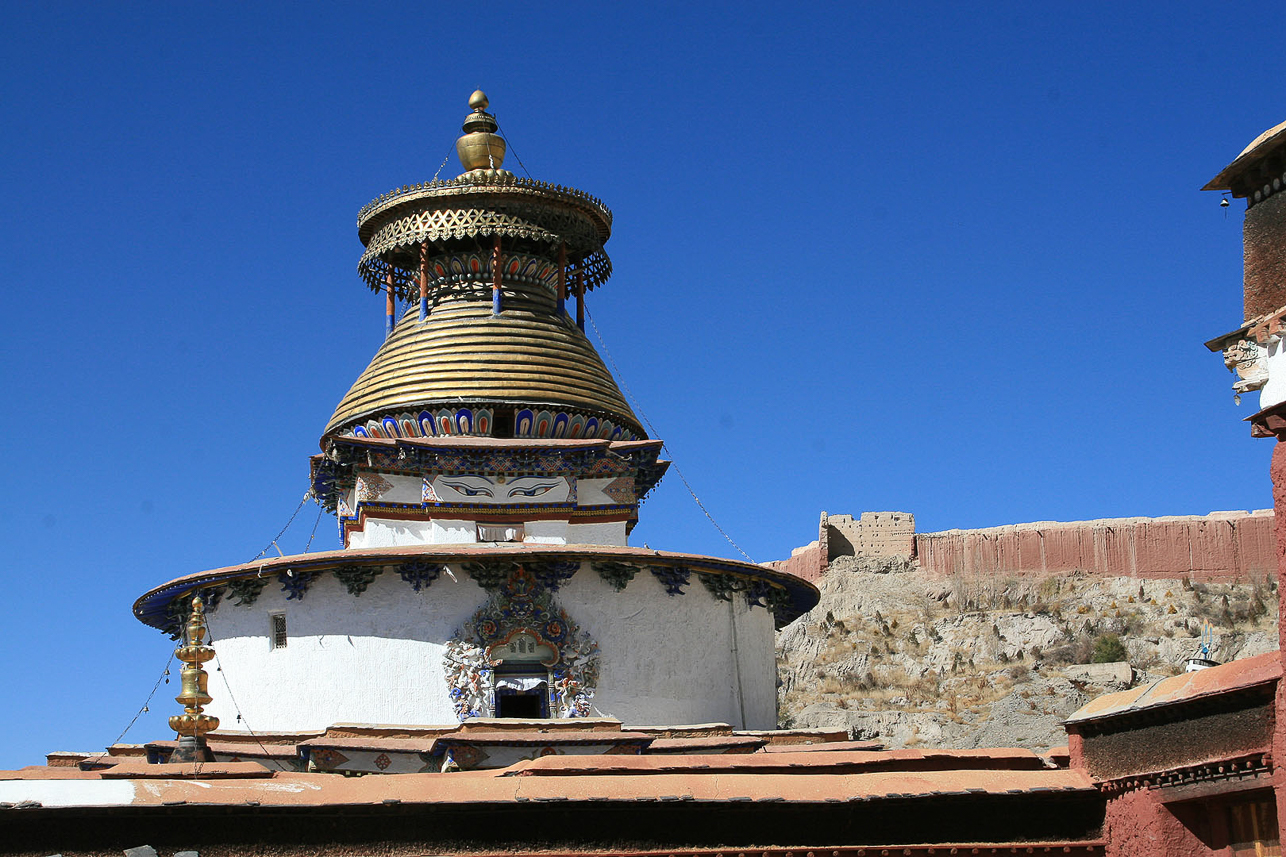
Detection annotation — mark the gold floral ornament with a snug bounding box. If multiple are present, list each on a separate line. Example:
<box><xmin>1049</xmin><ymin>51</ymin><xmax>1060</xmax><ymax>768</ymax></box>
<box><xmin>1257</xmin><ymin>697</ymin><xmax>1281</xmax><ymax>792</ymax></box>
<box><xmin>168</xmin><ymin>595</ymin><xmax>220</xmax><ymax>763</ymax></box>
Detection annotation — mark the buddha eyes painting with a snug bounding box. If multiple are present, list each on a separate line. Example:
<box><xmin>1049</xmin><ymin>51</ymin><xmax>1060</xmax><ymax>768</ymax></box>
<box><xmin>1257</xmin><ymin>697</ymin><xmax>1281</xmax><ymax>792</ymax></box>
<box><xmin>431</xmin><ymin>475</ymin><xmax>571</xmax><ymax>504</ymax></box>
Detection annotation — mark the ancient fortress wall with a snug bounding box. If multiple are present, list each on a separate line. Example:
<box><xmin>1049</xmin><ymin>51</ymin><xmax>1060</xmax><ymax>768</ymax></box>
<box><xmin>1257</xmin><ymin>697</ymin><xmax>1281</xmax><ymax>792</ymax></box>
<box><xmin>914</xmin><ymin>510</ymin><xmax>1277</xmax><ymax>582</ymax></box>
<box><xmin>826</xmin><ymin>511</ymin><xmax>915</xmax><ymax>559</ymax></box>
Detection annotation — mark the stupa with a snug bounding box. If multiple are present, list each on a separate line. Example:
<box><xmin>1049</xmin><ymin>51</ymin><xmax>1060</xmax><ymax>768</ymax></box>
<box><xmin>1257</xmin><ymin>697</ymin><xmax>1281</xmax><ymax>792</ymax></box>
<box><xmin>132</xmin><ymin>92</ymin><xmax>817</xmax><ymax>734</ymax></box>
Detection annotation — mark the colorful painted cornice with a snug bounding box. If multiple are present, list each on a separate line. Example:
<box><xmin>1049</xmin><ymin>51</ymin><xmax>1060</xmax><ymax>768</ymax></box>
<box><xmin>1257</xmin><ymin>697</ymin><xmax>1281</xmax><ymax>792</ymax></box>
<box><xmin>310</xmin><ymin>437</ymin><xmax>668</xmax><ymax>516</ymax></box>
<box><xmin>133</xmin><ymin>545</ymin><xmax>819</xmax><ymax>637</ymax></box>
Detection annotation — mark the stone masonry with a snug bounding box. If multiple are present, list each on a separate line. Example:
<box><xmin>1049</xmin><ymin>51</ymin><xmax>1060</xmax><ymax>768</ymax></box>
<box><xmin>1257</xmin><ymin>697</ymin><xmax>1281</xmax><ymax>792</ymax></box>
<box><xmin>770</xmin><ymin>510</ymin><xmax>1277</xmax><ymax>584</ymax></box>
<box><xmin>914</xmin><ymin>510</ymin><xmax>1276</xmax><ymax>582</ymax></box>
<box><xmin>825</xmin><ymin>511</ymin><xmax>915</xmax><ymax>560</ymax></box>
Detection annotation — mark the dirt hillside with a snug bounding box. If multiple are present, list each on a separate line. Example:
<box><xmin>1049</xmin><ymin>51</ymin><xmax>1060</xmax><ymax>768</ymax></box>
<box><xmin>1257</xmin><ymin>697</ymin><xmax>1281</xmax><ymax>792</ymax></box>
<box><xmin>776</xmin><ymin>555</ymin><xmax>1278</xmax><ymax>750</ymax></box>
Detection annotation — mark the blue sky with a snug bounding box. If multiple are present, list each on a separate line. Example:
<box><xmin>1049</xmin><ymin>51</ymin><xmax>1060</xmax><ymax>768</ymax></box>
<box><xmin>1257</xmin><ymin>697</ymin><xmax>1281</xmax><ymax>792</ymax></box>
<box><xmin>1</xmin><ymin>3</ymin><xmax>1281</xmax><ymax>766</ymax></box>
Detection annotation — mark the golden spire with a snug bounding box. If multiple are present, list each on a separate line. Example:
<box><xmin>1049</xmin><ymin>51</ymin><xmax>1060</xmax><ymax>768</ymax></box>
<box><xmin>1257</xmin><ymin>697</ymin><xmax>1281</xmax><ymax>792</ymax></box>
<box><xmin>456</xmin><ymin>90</ymin><xmax>507</xmax><ymax>173</ymax></box>
<box><xmin>167</xmin><ymin>594</ymin><xmax>219</xmax><ymax>763</ymax></box>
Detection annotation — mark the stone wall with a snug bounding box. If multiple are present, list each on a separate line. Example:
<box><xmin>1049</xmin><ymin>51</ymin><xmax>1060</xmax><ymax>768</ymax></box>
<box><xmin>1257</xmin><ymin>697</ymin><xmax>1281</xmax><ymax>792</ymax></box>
<box><xmin>914</xmin><ymin>510</ymin><xmax>1276</xmax><ymax>582</ymax></box>
<box><xmin>826</xmin><ymin>511</ymin><xmax>915</xmax><ymax>560</ymax></box>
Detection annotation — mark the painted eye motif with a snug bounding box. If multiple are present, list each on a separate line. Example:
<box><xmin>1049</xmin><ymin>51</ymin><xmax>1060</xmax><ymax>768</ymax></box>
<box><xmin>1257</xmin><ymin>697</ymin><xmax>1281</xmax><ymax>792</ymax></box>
<box><xmin>442</xmin><ymin>482</ymin><xmax>493</xmax><ymax>497</ymax></box>
<box><xmin>508</xmin><ymin>482</ymin><xmax>559</xmax><ymax>498</ymax></box>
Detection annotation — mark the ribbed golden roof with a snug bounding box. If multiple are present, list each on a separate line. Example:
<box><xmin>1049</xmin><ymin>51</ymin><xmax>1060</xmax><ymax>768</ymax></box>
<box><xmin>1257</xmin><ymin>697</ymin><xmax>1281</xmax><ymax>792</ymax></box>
<box><xmin>324</xmin><ymin>289</ymin><xmax>642</xmax><ymax>438</ymax></box>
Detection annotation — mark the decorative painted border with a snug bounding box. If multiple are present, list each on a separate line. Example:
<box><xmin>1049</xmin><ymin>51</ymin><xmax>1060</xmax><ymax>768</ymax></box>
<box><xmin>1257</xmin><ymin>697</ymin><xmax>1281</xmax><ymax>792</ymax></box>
<box><xmin>351</xmin><ymin>407</ymin><xmax>495</xmax><ymax>440</ymax></box>
<box><xmin>514</xmin><ymin>408</ymin><xmax>637</xmax><ymax>442</ymax></box>
<box><xmin>343</xmin><ymin>407</ymin><xmax>637</xmax><ymax>443</ymax></box>
<box><xmin>311</xmin><ymin>438</ymin><xmax>667</xmax><ymax>519</ymax></box>
<box><xmin>162</xmin><ymin>556</ymin><xmax>799</xmax><ymax>640</ymax></box>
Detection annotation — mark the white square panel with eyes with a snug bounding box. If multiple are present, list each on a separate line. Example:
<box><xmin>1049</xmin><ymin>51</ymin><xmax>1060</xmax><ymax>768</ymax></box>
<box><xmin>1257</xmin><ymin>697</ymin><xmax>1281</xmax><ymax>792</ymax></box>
<box><xmin>426</xmin><ymin>474</ymin><xmax>572</xmax><ymax>505</ymax></box>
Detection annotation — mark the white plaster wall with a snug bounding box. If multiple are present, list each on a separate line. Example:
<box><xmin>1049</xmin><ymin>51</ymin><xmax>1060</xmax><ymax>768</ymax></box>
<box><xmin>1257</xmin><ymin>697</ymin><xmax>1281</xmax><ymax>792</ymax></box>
<box><xmin>522</xmin><ymin>519</ymin><xmax>627</xmax><ymax>546</ymax></box>
<box><xmin>203</xmin><ymin>566</ymin><xmax>777</xmax><ymax>732</ymax></box>
<box><xmin>347</xmin><ymin>517</ymin><xmax>626</xmax><ymax>548</ymax></box>
<box><xmin>0</xmin><ymin>780</ymin><xmax>137</xmax><ymax>808</ymax></box>
<box><xmin>559</xmin><ymin>571</ymin><xmax>777</xmax><ymax>728</ymax></box>
<box><xmin>563</xmin><ymin>521</ymin><xmax>628</xmax><ymax>545</ymax></box>
<box><xmin>522</xmin><ymin>519</ymin><xmax>570</xmax><ymax>544</ymax></box>
<box><xmin>1262</xmin><ymin>337</ymin><xmax>1286</xmax><ymax>409</ymax></box>
<box><xmin>347</xmin><ymin>518</ymin><xmax>475</xmax><ymax>548</ymax></box>
<box><xmin>205</xmin><ymin>570</ymin><xmax>487</xmax><ymax>731</ymax></box>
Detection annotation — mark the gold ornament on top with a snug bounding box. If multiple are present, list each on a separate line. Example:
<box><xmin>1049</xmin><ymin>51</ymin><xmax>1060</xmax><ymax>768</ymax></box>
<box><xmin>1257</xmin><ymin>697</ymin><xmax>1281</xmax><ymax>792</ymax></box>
<box><xmin>169</xmin><ymin>595</ymin><xmax>219</xmax><ymax>744</ymax></box>
<box><xmin>456</xmin><ymin>90</ymin><xmax>507</xmax><ymax>173</ymax></box>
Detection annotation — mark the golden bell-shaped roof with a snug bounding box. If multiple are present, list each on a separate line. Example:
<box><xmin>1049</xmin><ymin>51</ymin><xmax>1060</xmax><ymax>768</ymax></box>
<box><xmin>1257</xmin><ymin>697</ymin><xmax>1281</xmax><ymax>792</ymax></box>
<box><xmin>323</xmin><ymin>287</ymin><xmax>642</xmax><ymax>439</ymax></box>
<box><xmin>327</xmin><ymin>92</ymin><xmax>640</xmax><ymax>442</ymax></box>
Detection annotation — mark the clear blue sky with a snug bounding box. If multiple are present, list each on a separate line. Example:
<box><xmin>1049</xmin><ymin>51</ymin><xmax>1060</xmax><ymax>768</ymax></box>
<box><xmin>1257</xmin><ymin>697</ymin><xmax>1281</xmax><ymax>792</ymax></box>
<box><xmin>1</xmin><ymin>3</ymin><xmax>1280</xmax><ymax>766</ymax></box>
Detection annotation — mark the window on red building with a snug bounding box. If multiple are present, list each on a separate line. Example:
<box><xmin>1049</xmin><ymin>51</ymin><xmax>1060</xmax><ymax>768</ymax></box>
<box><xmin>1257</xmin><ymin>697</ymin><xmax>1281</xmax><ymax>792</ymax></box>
<box><xmin>1228</xmin><ymin>795</ymin><xmax>1280</xmax><ymax>857</ymax></box>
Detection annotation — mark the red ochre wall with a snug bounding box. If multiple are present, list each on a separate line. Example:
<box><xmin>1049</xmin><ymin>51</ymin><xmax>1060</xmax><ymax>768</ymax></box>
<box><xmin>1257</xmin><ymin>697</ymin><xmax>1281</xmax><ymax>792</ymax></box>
<box><xmin>1102</xmin><ymin>789</ymin><xmax>1220</xmax><ymax>857</ymax></box>
<box><xmin>913</xmin><ymin>511</ymin><xmax>1276</xmax><ymax>582</ymax></box>
<box><xmin>1272</xmin><ymin>444</ymin><xmax>1286</xmax><ymax>844</ymax></box>
<box><xmin>766</xmin><ymin>542</ymin><xmax>826</xmax><ymax>583</ymax></box>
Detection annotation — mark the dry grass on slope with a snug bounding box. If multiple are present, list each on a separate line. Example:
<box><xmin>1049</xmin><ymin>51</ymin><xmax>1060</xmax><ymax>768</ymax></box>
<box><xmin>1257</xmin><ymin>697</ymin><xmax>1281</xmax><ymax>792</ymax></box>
<box><xmin>776</xmin><ymin>556</ymin><xmax>1278</xmax><ymax>750</ymax></box>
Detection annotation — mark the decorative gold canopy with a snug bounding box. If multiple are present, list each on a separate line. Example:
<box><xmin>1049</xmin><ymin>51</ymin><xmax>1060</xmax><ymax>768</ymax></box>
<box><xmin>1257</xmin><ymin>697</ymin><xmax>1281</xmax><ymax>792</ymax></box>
<box><xmin>324</xmin><ymin>292</ymin><xmax>643</xmax><ymax>439</ymax></box>
<box><xmin>328</xmin><ymin>92</ymin><xmax>639</xmax><ymax>441</ymax></box>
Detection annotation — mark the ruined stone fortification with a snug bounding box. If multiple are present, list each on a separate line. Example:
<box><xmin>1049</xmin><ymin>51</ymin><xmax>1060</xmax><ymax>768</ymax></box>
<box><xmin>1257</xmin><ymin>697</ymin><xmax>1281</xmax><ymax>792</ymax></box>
<box><xmin>915</xmin><ymin>510</ymin><xmax>1276</xmax><ymax>582</ymax></box>
<box><xmin>765</xmin><ymin>510</ymin><xmax>914</xmax><ymax>583</ymax></box>
<box><xmin>826</xmin><ymin>511</ymin><xmax>916</xmax><ymax>559</ymax></box>
<box><xmin>769</xmin><ymin>509</ymin><xmax>1277</xmax><ymax>585</ymax></box>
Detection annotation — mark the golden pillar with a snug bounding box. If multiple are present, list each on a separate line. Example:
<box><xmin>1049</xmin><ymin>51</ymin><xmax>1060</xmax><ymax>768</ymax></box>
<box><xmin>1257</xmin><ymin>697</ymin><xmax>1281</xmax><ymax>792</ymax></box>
<box><xmin>167</xmin><ymin>594</ymin><xmax>220</xmax><ymax>763</ymax></box>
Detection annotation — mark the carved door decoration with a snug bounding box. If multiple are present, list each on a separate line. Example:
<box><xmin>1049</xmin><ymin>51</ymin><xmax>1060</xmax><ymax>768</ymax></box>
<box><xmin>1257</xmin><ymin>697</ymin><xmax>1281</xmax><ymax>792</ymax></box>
<box><xmin>443</xmin><ymin>565</ymin><xmax>599</xmax><ymax>720</ymax></box>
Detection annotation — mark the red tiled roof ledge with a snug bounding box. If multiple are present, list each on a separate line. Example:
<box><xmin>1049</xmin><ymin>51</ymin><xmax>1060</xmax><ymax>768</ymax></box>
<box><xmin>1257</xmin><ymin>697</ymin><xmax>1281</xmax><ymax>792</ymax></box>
<box><xmin>98</xmin><ymin>761</ymin><xmax>275</xmax><ymax>779</ymax></box>
<box><xmin>321</xmin><ymin>723</ymin><xmax>459</xmax><ymax>739</ymax></box>
<box><xmin>457</xmin><ymin>716</ymin><xmax>624</xmax><ymax>733</ymax></box>
<box><xmin>629</xmin><ymin>722</ymin><xmax>734</xmax><ymax>737</ymax></box>
<box><xmin>0</xmin><ymin>767</ymin><xmax>1095</xmax><ymax>808</ymax></box>
<box><xmin>501</xmin><ymin>747</ymin><xmax>1054</xmax><ymax>777</ymax></box>
<box><xmin>430</xmin><ymin>730</ymin><xmax>652</xmax><ymax>748</ymax></box>
<box><xmin>646</xmin><ymin>736</ymin><xmax>765</xmax><ymax>753</ymax></box>
<box><xmin>206</xmin><ymin>729</ymin><xmax>322</xmax><ymax>743</ymax></box>
<box><xmin>1065</xmin><ymin>651</ymin><xmax>1280</xmax><ymax>725</ymax></box>
<box><xmin>0</xmin><ymin>766</ymin><xmax>103</xmax><ymax>780</ymax></box>
<box><xmin>147</xmin><ymin>739</ymin><xmax>300</xmax><ymax>759</ymax></box>
<box><xmin>1043</xmin><ymin>747</ymin><xmax>1071</xmax><ymax>769</ymax></box>
<box><xmin>742</xmin><ymin>727</ymin><xmax>849</xmax><ymax>745</ymax></box>
<box><xmin>300</xmin><ymin>736</ymin><xmax>439</xmax><ymax>754</ymax></box>
<box><xmin>346</xmin><ymin>847</ymin><xmax>1109</xmax><ymax>857</ymax></box>
<box><xmin>760</xmin><ymin>739</ymin><xmax>883</xmax><ymax>753</ymax></box>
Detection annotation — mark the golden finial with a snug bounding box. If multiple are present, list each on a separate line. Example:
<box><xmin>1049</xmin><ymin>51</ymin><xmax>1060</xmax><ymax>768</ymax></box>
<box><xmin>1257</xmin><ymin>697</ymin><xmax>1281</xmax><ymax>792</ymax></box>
<box><xmin>456</xmin><ymin>90</ymin><xmax>507</xmax><ymax>174</ymax></box>
<box><xmin>167</xmin><ymin>594</ymin><xmax>219</xmax><ymax>763</ymax></box>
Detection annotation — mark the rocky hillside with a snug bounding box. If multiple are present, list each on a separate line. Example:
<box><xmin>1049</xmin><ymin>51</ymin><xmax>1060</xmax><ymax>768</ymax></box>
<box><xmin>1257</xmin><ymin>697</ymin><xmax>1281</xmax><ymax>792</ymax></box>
<box><xmin>776</xmin><ymin>555</ymin><xmax>1279</xmax><ymax>750</ymax></box>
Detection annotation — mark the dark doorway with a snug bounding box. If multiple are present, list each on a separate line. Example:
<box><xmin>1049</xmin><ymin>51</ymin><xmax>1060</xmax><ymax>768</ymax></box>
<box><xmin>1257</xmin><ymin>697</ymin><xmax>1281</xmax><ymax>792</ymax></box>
<box><xmin>493</xmin><ymin>663</ymin><xmax>550</xmax><ymax>718</ymax></box>
<box><xmin>496</xmin><ymin>692</ymin><xmax>544</xmax><ymax>718</ymax></box>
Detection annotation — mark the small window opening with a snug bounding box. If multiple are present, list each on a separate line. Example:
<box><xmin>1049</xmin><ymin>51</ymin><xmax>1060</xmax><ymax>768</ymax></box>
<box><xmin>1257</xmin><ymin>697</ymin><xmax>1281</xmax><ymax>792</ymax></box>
<box><xmin>1228</xmin><ymin>794</ymin><xmax>1280</xmax><ymax>857</ymax></box>
<box><xmin>270</xmin><ymin>613</ymin><xmax>287</xmax><ymax>650</ymax></box>
<box><xmin>493</xmin><ymin>662</ymin><xmax>549</xmax><ymax>718</ymax></box>
<box><xmin>478</xmin><ymin>523</ymin><xmax>525</xmax><ymax>542</ymax></box>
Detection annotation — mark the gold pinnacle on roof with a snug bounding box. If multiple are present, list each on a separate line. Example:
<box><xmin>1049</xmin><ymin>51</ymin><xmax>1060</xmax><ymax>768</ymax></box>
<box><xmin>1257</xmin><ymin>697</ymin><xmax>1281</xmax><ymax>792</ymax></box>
<box><xmin>456</xmin><ymin>90</ymin><xmax>507</xmax><ymax>173</ymax></box>
<box><xmin>326</xmin><ymin>90</ymin><xmax>641</xmax><ymax>441</ymax></box>
<box><xmin>167</xmin><ymin>595</ymin><xmax>219</xmax><ymax>762</ymax></box>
